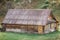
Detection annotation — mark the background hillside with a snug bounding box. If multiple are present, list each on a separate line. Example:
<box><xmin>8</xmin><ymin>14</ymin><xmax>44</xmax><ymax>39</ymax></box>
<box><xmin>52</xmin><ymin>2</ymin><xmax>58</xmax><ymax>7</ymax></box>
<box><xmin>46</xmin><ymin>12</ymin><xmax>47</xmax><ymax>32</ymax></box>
<box><xmin>0</xmin><ymin>0</ymin><xmax>60</xmax><ymax>23</ymax></box>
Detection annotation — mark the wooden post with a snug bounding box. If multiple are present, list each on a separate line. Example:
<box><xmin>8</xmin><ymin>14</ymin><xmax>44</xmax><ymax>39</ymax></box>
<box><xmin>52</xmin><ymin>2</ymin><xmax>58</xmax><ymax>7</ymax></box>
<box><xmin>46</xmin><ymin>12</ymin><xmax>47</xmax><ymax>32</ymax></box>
<box><xmin>55</xmin><ymin>23</ymin><xmax>58</xmax><ymax>31</ymax></box>
<box><xmin>1</xmin><ymin>24</ymin><xmax>6</xmax><ymax>32</ymax></box>
<box><xmin>38</xmin><ymin>26</ymin><xmax>43</xmax><ymax>34</ymax></box>
<box><xmin>43</xmin><ymin>26</ymin><xmax>45</xmax><ymax>33</ymax></box>
<box><xmin>50</xmin><ymin>24</ymin><xmax>51</xmax><ymax>29</ymax></box>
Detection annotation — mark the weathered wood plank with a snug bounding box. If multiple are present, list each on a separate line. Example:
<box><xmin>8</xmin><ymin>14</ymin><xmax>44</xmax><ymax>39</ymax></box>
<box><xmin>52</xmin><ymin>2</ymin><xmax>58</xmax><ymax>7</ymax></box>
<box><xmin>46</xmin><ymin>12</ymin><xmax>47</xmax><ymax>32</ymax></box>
<box><xmin>38</xmin><ymin>26</ymin><xmax>43</xmax><ymax>34</ymax></box>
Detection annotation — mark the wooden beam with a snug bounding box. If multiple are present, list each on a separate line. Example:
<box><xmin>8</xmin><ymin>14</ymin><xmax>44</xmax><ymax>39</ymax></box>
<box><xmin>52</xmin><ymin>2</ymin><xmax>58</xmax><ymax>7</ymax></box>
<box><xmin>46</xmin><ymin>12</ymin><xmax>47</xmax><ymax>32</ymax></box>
<box><xmin>55</xmin><ymin>23</ymin><xmax>58</xmax><ymax>31</ymax></box>
<box><xmin>43</xmin><ymin>26</ymin><xmax>45</xmax><ymax>33</ymax></box>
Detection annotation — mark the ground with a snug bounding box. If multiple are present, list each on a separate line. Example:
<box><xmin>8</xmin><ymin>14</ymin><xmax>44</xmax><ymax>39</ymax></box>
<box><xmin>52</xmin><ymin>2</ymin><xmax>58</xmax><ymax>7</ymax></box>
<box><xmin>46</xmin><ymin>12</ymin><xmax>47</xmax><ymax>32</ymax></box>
<box><xmin>0</xmin><ymin>31</ymin><xmax>60</xmax><ymax>40</ymax></box>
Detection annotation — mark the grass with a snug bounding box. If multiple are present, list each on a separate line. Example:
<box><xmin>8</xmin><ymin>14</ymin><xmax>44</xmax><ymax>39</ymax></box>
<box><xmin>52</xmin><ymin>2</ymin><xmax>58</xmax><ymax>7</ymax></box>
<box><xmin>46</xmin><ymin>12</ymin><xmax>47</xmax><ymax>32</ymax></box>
<box><xmin>0</xmin><ymin>31</ymin><xmax>60</xmax><ymax>40</ymax></box>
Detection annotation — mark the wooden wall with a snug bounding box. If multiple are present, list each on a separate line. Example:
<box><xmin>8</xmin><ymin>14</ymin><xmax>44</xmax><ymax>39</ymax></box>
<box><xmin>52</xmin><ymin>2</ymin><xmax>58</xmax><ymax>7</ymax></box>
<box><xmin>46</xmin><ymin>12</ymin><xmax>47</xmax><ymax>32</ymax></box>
<box><xmin>38</xmin><ymin>25</ymin><xmax>43</xmax><ymax>34</ymax></box>
<box><xmin>44</xmin><ymin>24</ymin><xmax>50</xmax><ymax>33</ymax></box>
<box><xmin>3</xmin><ymin>24</ymin><xmax>39</xmax><ymax>33</ymax></box>
<box><xmin>2</xmin><ymin>23</ymin><xmax>58</xmax><ymax>34</ymax></box>
<box><xmin>44</xmin><ymin>23</ymin><xmax>58</xmax><ymax>33</ymax></box>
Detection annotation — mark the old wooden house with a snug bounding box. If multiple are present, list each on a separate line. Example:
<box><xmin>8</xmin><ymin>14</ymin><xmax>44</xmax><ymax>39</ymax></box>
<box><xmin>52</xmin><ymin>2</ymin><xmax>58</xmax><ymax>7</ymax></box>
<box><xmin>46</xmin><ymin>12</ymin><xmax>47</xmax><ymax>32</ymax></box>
<box><xmin>1</xmin><ymin>9</ymin><xmax>58</xmax><ymax>34</ymax></box>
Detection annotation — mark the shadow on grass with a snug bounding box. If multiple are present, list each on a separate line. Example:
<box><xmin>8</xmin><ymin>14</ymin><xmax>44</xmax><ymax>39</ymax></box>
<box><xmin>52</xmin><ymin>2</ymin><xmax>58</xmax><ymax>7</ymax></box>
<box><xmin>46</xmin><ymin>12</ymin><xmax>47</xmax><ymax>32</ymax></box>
<box><xmin>1</xmin><ymin>31</ymin><xmax>60</xmax><ymax>36</ymax></box>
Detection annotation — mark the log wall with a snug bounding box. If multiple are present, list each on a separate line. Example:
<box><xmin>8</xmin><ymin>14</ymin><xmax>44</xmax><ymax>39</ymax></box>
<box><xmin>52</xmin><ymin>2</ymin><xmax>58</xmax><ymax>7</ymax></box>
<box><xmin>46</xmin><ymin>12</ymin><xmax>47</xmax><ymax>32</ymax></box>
<box><xmin>3</xmin><ymin>24</ymin><xmax>40</xmax><ymax>33</ymax></box>
<box><xmin>2</xmin><ymin>23</ymin><xmax>57</xmax><ymax>34</ymax></box>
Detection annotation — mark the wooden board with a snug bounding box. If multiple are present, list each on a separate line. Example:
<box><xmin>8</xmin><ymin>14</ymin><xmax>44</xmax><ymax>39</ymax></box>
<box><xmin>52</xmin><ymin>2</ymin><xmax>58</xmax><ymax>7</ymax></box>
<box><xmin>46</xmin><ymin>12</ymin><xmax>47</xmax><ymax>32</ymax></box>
<box><xmin>55</xmin><ymin>23</ymin><xmax>58</xmax><ymax>30</ymax></box>
<box><xmin>50</xmin><ymin>23</ymin><xmax>56</xmax><ymax>32</ymax></box>
<box><xmin>38</xmin><ymin>26</ymin><xmax>43</xmax><ymax>34</ymax></box>
<box><xmin>44</xmin><ymin>24</ymin><xmax>50</xmax><ymax>33</ymax></box>
<box><xmin>3</xmin><ymin>24</ymin><xmax>41</xmax><ymax>33</ymax></box>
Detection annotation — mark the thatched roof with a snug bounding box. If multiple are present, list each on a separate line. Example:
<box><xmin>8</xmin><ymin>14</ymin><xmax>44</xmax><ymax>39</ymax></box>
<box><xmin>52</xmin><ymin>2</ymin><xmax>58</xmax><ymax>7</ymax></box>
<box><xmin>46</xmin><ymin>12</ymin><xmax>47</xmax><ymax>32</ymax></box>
<box><xmin>2</xmin><ymin>9</ymin><xmax>51</xmax><ymax>25</ymax></box>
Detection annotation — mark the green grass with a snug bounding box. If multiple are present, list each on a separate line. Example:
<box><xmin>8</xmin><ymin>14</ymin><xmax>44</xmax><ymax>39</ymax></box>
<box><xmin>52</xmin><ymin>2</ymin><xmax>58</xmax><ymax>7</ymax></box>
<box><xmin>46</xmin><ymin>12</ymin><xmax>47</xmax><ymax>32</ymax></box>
<box><xmin>0</xmin><ymin>31</ymin><xmax>60</xmax><ymax>40</ymax></box>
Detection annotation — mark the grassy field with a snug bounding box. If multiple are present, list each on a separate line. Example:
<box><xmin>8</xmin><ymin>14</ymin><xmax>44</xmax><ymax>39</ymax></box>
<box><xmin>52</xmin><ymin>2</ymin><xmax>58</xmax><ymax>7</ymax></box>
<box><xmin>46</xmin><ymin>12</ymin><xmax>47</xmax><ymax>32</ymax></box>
<box><xmin>0</xmin><ymin>31</ymin><xmax>60</xmax><ymax>40</ymax></box>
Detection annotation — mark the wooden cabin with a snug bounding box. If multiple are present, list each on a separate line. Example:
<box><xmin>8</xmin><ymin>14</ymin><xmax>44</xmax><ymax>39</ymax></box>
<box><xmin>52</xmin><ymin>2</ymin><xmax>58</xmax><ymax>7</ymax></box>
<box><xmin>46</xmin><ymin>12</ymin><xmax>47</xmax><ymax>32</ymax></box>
<box><xmin>1</xmin><ymin>9</ymin><xmax>58</xmax><ymax>34</ymax></box>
